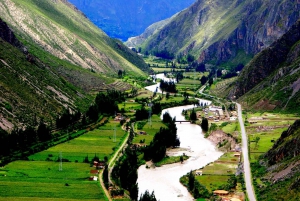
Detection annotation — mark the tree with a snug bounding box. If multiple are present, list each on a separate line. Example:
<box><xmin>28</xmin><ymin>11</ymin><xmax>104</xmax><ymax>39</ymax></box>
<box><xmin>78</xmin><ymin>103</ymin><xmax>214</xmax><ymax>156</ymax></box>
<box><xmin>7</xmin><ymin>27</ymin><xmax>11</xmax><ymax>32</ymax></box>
<box><xmin>118</xmin><ymin>70</ymin><xmax>123</xmax><ymax>78</ymax></box>
<box><xmin>180</xmin><ymin>155</ymin><xmax>184</xmax><ymax>163</ymax></box>
<box><xmin>254</xmin><ymin>136</ymin><xmax>260</xmax><ymax>149</ymax></box>
<box><xmin>129</xmin><ymin>183</ymin><xmax>139</xmax><ymax>201</ymax></box>
<box><xmin>190</xmin><ymin>109</ymin><xmax>197</xmax><ymax>121</ymax></box>
<box><xmin>166</xmin><ymin>92</ymin><xmax>170</xmax><ymax>99</ymax></box>
<box><xmin>188</xmin><ymin>171</ymin><xmax>195</xmax><ymax>191</ymax></box>
<box><xmin>37</xmin><ymin>121</ymin><xmax>51</xmax><ymax>142</ymax></box>
<box><xmin>139</xmin><ymin>190</ymin><xmax>157</xmax><ymax>201</ymax></box>
<box><xmin>200</xmin><ymin>76</ymin><xmax>208</xmax><ymax>85</ymax></box>
<box><xmin>103</xmin><ymin>164</ymin><xmax>109</xmax><ymax>188</ymax></box>
<box><xmin>195</xmin><ymin>63</ymin><xmax>206</xmax><ymax>72</ymax></box>
<box><xmin>201</xmin><ymin>117</ymin><xmax>209</xmax><ymax>132</ymax></box>
<box><xmin>208</xmin><ymin>77</ymin><xmax>213</xmax><ymax>86</ymax></box>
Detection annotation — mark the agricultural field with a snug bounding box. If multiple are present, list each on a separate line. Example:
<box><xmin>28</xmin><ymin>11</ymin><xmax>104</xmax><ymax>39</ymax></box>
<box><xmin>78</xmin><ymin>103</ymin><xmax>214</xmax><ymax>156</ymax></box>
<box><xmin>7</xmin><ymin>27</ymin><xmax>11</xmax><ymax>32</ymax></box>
<box><xmin>0</xmin><ymin>119</ymin><xmax>129</xmax><ymax>201</ymax></box>
<box><xmin>245</xmin><ymin>112</ymin><xmax>298</xmax><ymax>163</ymax></box>
<box><xmin>193</xmin><ymin>152</ymin><xmax>240</xmax><ymax>193</ymax></box>
<box><xmin>208</xmin><ymin>77</ymin><xmax>237</xmax><ymax>98</ymax></box>
<box><xmin>0</xmin><ymin>161</ymin><xmax>105</xmax><ymax>201</ymax></box>
<box><xmin>133</xmin><ymin>115</ymin><xmax>166</xmax><ymax>145</ymax></box>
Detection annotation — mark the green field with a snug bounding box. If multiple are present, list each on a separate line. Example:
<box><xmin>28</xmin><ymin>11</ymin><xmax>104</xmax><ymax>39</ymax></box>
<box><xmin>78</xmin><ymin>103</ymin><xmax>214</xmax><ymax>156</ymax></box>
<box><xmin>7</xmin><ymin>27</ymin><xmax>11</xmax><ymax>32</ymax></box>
<box><xmin>0</xmin><ymin>119</ymin><xmax>129</xmax><ymax>200</ymax></box>
<box><xmin>245</xmin><ymin>112</ymin><xmax>298</xmax><ymax>163</ymax></box>
<box><xmin>196</xmin><ymin>175</ymin><xmax>230</xmax><ymax>191</ymax></box>
<box><xmin>30</xmin><ymin>121</ymin><xmax>126</xmax><ymax>162</ymax></box>
<box><xmin>0</xmin><ymin>161</ymin><xmax>105</xmax><ymax>201</ymax></box>
<box><xmin>133</xmin><ymin>115</ymin><xmax>166</xmax><ymax>145</ymax></box>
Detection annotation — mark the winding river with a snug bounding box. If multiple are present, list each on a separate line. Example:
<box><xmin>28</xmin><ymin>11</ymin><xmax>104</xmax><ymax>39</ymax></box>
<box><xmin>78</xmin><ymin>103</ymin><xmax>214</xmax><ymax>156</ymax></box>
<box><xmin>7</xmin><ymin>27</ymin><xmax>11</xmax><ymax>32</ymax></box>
<box><xmin>137</xmin><ymin>74</ymin><xmax>223</xmax><ymax>200</ymax></box>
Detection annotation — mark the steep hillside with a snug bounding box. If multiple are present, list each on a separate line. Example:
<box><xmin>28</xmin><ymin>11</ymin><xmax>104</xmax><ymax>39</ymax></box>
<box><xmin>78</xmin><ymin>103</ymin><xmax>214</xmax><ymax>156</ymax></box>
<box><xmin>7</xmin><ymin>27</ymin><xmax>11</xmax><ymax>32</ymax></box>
<box><xmin>252</xmin><ymin>120</ymin><xmax>300</xmax><ymax>200</ymax></box>
<box><xmin>68</xmin><ymin>0</ymin><xmax>196</xmax><ymax>41</ymax></box>
<box><xmin>0</xmin><ymin>18</ymin><xmax>92</xmax><ymax>130</ymax></box>
<box><xmin>0</xmin><ymin>0</ymin><xmax>149</xmax><ymax>76</ymax></box>
<box><xmin>140</xmin><ymin>0</ymin><xmax>300</xmax><ymax>67</ymax></box>
<box><xmin>230</xmin><ymin>20</ymin><xmax>300</xmax><ymax>113</ymax></box>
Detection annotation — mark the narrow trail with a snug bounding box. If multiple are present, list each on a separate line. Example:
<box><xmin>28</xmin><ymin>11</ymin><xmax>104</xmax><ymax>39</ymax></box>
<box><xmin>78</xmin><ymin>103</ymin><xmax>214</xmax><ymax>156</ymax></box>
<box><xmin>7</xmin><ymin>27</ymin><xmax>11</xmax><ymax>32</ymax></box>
<box><xmin>98</xmin><ymin>121</ymin><xmax>131</xmax><ymax>201</ymax></box>
<box><xmin>236</xmin><ymin>103</ymin><xmax>257</xmax><ymax>201</ymax></box>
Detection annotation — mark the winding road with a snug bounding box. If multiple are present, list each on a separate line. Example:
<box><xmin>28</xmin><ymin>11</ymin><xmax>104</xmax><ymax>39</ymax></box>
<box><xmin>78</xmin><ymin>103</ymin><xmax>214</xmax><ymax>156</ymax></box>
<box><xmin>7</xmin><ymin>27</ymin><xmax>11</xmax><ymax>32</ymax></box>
<box><xmin>236</xmin><ymin>103</ymin><xmax>256</xmax><ymax>201</ymax></box>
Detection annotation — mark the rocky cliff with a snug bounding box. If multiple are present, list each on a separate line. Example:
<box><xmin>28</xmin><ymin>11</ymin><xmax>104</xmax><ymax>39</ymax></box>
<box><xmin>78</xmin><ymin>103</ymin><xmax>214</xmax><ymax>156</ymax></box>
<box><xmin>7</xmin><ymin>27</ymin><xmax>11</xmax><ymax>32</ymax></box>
<box><xmin>140</xmin><ymin>0</ymin><xmax>300</xmax><ymax>66</ymax></box>
<box><xmin>230</xmin><ymin>20</ymin><xmax>300</xmax><ymax>113</ymax></box>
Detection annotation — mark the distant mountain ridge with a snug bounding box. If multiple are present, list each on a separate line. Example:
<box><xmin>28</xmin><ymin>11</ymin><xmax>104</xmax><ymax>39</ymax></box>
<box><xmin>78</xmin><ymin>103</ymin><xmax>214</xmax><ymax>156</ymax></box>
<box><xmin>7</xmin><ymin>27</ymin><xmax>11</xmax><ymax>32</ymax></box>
<box><xmin>68</xmin><ymin>0</ymin><xmax>196</xmax><ymax>41</ymax></box>
<box><xmin>139</xmin><ymin>0</ymin><xmax>300</xmax><ymax>66</ymax></box>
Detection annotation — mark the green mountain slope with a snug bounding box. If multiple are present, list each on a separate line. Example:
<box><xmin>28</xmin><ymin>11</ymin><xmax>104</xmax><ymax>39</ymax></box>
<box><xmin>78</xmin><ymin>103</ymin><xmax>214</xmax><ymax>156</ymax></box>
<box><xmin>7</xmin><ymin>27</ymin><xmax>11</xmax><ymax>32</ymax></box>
<box><xmin>0</xmin><ymin>0</ymin><xmax>149</xmax><ymax>76</ymax></box>
<box><xmin>0</xmin><ymin>25</ymin><xmax>90</xmax><ymax>129</ymax></box>
<box><xmin>230</xmin><ymin>20</ymin><xmax>300</xmax><ymax>113</ymax></box>
<box><xmin>0</xmin><ymin>0</ymin><xmax>150</xmax><ymax>130</ymax></box>
<box><xmin>139</xmin><ymin>0</ymin><xmax>300</xmax><ymax>67</ymax></box>
<box><xmin>252</xmin><ymin>120</ymin><xmax>300</xmax><ymax>200</ymax></box>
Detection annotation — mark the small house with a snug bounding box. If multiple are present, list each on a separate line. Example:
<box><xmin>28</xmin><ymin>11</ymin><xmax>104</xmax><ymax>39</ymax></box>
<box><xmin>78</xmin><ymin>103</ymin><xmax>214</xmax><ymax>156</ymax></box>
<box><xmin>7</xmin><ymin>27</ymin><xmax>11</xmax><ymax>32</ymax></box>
<box><xmin>195</xmin><ymin>170</ymin><xmax>203</xmax><ymax>176</ymax></box>
<box><xmin>213</xmin><ymin>190</ymin><xmax>229</xmax><ymax>196</ymax></box>
<box><xmin>89</xmin><ymin>176</ymin><xmax>98</xmax><ymax>181</ymax></box>
<box><xmin>90</xmin><ymin>170</ymin><xmax>99</xmax><ymax>174</ymax></box>
<box><xmin>230</xmin><ymin>117</ymin><xmax>237</xmax><ymax>121</ymax></box>
<box><xmin>139</xmin><ymin>131</ymin><xmax>147</xmax><ymax>135</ymax></box>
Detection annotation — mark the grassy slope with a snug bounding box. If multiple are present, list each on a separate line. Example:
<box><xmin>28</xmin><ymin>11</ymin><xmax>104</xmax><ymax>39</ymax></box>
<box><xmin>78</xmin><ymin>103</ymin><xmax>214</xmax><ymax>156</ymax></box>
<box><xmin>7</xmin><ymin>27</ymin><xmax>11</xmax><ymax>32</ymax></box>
<box><xmin>251</xmin><ymin>119</ymin><xmax>300</xmax><ymax>200</ymax></box>
<box><xmin>0</xmin><ymin>0</ymin><xmax>148</xmax><ymax>77</ymax></box>
<box><xmin>0</xmin><ymin>37</ymin><xmax>93</xmax><ymax>126</ymax></box>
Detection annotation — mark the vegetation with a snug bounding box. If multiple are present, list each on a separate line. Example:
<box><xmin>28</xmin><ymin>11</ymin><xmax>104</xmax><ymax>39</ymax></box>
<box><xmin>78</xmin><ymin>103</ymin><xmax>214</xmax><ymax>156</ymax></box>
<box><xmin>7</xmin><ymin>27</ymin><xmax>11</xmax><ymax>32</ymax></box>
<box><xmin>143</xmin><ymin>114</ymin><xmax>179</xmax><ymax>162</ymax></box>
<box><xmin>138</xmin><ymin>190</ymin><xmax>157</xmax><ymax>201</ymax></box>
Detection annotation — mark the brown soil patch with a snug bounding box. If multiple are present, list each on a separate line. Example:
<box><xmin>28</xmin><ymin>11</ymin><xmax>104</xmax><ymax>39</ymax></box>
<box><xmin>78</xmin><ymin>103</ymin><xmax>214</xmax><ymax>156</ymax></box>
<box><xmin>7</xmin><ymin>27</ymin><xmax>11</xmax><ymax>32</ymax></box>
<box><xmin>253</xmin><ymin>99</ymin><xmax>277</xmax><ymax>110</ymax></box>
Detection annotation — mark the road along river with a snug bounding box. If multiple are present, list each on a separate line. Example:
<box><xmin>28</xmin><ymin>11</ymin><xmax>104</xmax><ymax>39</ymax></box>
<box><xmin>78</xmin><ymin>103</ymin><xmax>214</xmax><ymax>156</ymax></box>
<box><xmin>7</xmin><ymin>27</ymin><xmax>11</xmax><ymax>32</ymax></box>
<box><xmin>137</xmin><ymin>104</ymin><xmax>223</xmax><ymax>200</ymax></box>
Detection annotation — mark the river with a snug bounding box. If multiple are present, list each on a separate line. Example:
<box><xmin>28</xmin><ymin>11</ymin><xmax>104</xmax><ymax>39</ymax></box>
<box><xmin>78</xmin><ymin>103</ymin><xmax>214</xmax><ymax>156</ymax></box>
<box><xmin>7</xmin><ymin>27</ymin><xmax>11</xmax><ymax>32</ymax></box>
<box><xmin>137</xmin><ymin>75</ymin><xmax>223</xmax><ymax>200</ymax></box>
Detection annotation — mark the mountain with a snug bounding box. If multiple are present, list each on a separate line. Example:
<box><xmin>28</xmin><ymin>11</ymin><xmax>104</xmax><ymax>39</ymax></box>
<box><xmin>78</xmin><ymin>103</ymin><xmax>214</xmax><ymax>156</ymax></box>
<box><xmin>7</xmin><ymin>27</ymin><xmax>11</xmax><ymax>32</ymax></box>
<box><xmin>230</xmin><ymin>19</ymin><xmax>300</xmax><ymax>113</ymax></box>
<box><xmin>125</xmin><ymin>15</ymin><xmax>176</xmax><ymax>48</ymax></box>
<box><xmin>67</xmin><ymin>0</ymin><xmax>196</xmax><ymax>41</ymax></box>
<box><xmin>0</xmin><ymin>0</ymin><xmax>149</xmax><ymax>76</ymax></box>
<box><xmin>253</xmin><ymin>120</ymin><xmax>300</xmax><ymax>200</ymax></box>
<box><xmin>139</xmin><ymin>0</ymin><xmax>300</xmax><ymax>67</ymax></box>
<box><xmin>0</xmin><ymin>0</ymin><xmax>149</xmax><ymax>130</ymax></box>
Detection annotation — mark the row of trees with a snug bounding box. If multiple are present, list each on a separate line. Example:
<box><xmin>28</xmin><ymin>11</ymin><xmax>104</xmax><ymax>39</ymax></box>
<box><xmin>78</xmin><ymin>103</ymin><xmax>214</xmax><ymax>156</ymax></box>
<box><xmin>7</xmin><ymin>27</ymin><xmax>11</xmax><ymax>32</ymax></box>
<box><xmin>143</xmin><ymin>112</ymin><xmax>179</xmax><ymax>162</ymax></box>
<box><xmin>159</xmin><ymin>79</ymin><xmax>177</xmax><ymax>93</ymax></box>
<box><xmin>87</xmin><ymin>90</ymin><xmax>126</xmax><ymax>121</ymax></box>
<box><xmin>0</xmin><ymin>121</ymin><xmax>51</xmax><ymax>157</ymax></box>
<box><xmin>56</xmin><ymin>109</ymin><xmax>81</xmax><ymax>129</ymax></box>
<box><xmin>186</xmin><ymin>171</ymin><xmax>210</xmax><ymax>199</ymax></box>
<box><xmin>112</xmin><ymin>146</ymin><xmax>139</xmax><ymax>200</ymax></box>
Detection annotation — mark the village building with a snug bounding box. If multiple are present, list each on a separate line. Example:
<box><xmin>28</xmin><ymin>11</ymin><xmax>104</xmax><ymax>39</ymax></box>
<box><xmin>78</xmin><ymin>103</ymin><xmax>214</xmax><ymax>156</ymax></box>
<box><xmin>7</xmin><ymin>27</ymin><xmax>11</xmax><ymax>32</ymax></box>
<box><xmin>93</xmin><ymin>161</ymin><xmax>106</xmax><ymax>169</ymax></box>
<box><xmin>213</xmin><ymin>190</ymin><xmax>229</xmax><ymax>196</ymax></box>
<box><xmin>230</xmin><ymin>116</ymin><xmax>237</xmax><ymax>121</ymax></box>
<box><xmin>138</xmin><ymin>131</ymin><xmax>147</xmax><ymax>135</ymax></box>
<box><xmin>89</xmin><ymin>176</ymin><xmax>98</xmax><ymax>181</ymax></box>
<box><xmin>195</xmin><ymin>170</ymin><xmax>203</xmax><ymax>176</ymax></box>
<box><xmin>90</xmin><ymin>170</ymin><xmax>99</xmax><ymax>174</ymax></box>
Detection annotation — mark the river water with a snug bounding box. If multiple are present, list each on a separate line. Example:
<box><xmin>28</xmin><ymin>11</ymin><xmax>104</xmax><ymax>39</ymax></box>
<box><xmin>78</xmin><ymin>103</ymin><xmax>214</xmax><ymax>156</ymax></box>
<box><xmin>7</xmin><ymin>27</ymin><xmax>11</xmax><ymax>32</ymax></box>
<box><xmin>138</xmin><ymin>76</ymin><xmax>223</xmax><ymax>200</ymax></box>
